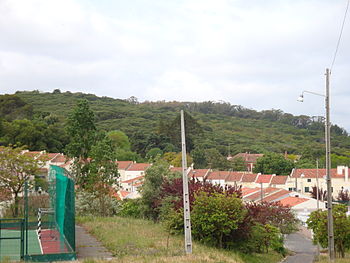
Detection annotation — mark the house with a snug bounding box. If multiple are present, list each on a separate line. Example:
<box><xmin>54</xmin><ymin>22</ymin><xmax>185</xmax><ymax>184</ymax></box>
<box><xmin>229</xmin><ymin>153</ymin><xmax>264</xmax><ymax>172</ymax></box>
<box><xmin>225</xmin><ymin>172</ymin><xmax>245</xmax><ymax>187</ymax></box>
<box><xmin>270</xmin><ymin>175</ymin><xmax>288</xmax><ymax>188</ymax></box>
<box><xmin>240</xmin><ymin>173</ymin><xmax>258</xmax><ymax>188</ymax></box>
<box><xmin>124</xmin><ymin>163</ymin><xmax>151</xmax><ymax>181</ymax></box>
<box><xmin>120</xmin><ymin>175</ymin><xmax>144</xmax><ymax>192</ymax></box>
<box><xmin>289</xmin><ymin>166</ymin><xmax>350</xmax><ymax>197</ymax></box>
<box><xmin>255</xmin><ymin>174</ymin><xmax>273</xmax><ymax>188</ymax></box>
<box><xmin>206</xmin><ymin>171</ymin><xmax>230</xmax><ymax>186</ymax></box>
<box><xmin>116</xmin><ymin>161</ymin><xmax>134</xmax><ymax>182</ymax></box>
<box><xmin>188</xmin><ymin>169</ymin><xmax>211</xmax><ymax>181</ymax></box>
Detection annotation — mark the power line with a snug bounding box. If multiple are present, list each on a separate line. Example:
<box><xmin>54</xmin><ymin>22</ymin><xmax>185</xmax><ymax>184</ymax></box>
<box><xmin>330</xmin><ymin>0</ymin><xmax>350</xmax><ymax>71</ymax></box>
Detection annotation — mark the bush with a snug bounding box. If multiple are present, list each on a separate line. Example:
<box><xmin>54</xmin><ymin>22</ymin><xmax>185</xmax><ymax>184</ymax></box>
<box><xmin>191</xmin><ymin>192</ymin><xmax>246</xmax><ymax>248</ymax></box>
<box><xmin>76</xmin><ymin>191</ymin><xmax>120</xmax><ymax>217</ymax></box>
<box><xmin>119</xmin><ymin>199</ymin><xmax>142</xmax><ymax>218</ymax></box>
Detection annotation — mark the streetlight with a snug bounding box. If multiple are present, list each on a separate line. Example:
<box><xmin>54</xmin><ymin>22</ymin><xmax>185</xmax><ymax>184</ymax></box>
<box><xmin>297</xmin><ymin>68</ymin><xmax>334</xmax><ymax>261</ymax></box>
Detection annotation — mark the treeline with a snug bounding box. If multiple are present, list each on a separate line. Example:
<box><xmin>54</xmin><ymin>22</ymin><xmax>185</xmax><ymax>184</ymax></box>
<box><xmin>1</xmin><ymin>90</ymin><xmax>350</xmax><ymax>170</ymax></box>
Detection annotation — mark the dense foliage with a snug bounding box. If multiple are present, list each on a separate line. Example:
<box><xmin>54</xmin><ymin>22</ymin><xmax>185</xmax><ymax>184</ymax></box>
<box><xmin>307</xmin><ymin>205</ymin><xmax>350</xmax><ymax>258</ymax></box>
<box><xmin>139</xmin><ymin>160</ymin><xmax>295</xmax><ymax>255</ymax></box>
<box><xmin>1</xmin><ymin>91</ymin><xmax>350</xmax><ymax>170</ymax></box>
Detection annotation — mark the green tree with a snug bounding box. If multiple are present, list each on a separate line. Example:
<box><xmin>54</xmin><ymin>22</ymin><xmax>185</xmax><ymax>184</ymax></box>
<box><xmin>205</xmin><ymin>148</ymin><xmax>230</xmax><ymax>170</ymax></box>
<box><xmin>307</xmin><ymin>205</ymin><xmax>350</xmax><ymax>258</ymax></box>
<box><xmin>65</xmin><ymin>99</ymin><xmax>97</xmax><ymax>184</ymax></box>
<box><xmin>0</xmin><ymin>146</ymin><xmax>45</xmax><ymax>217</ymax></box>
<box><xmin>230</xmin><ymin>156</ymin><xmax>246</xmax><ymax>171</ymax></box>
<box><xmin>107</xmin><ymin>130</ymin><xmax>131</xmax><ymax>151</ymax></box>
<box><xmin>145</xmin><ymin>147</ymin><xmax>163</xmax><ymax>161</ymax></box>
<box><xmin>253</xmin><ymin>153</ymin><xmax>294</xmax><ymax>175</ymax></box>
<box><xmin>141</xmin><ymin>158</ymin><xmax>172</xmax><ymax>220</ymax></box>
<box><xmin>65</xmin><ymin>99</ymin><xmax>96</xmax><ymax>160</ymax></box>
<box><xmin>191</xmin><ymin>192</ymin><xmax>246</xmax><ymax>248</ymax></box>
<box><xmin>87</xmin><ymin>135</ymin><xmax>119</xmax><ymax>215</ymax></box>
<box><xmin>191</xmin><ymin>146</ymin><xmax>207</xmax><ymax>169</ymax></box>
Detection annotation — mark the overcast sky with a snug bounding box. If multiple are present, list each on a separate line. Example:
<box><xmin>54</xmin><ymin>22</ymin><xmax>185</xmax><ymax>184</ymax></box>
<box><xmin>0</xmin><ymin>0</ymin><xmax>349</xmax><ymax>131</ymax></box>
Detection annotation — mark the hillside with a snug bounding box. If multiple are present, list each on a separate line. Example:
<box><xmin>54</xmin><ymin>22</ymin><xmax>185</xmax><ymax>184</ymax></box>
<box><xmin>1</xmin><ymin>90</ymin><xmax>350</xmax><ymax>167</ymax></box>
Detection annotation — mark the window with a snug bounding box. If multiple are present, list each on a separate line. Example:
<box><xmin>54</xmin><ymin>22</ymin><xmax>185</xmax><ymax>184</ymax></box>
<box><xmin>305</xmin><ymin>187</ymin><xmax>310</xmax><ymax>193</ymax></box>
<box><xmin>288</xmin><ymin>188</ymin><xmax>293</xmax><ymax>191</ymax></box>
<box><xmin>307</xmin><ymin>179</ymin><xmax>311</xmax><ymax>182</ymax></box>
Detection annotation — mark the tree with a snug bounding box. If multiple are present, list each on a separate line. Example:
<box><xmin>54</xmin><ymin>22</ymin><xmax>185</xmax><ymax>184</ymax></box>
<box><xmin>65</xmin><ymin>99</ymin><xmax>97</xmax><ymax>184</ymax></box>
<box><xmin>87</xmin><ymin>136</ymin><xmax>119</xmax><ymax>216</ymax></box>
<box><xmin>191</xmin><ymin>192</ymin><xmax>246</xmax><ymax>248</ymax></box>
<box><xmin>205</xmin><ymin>148</ymin><xmax>230</xmax><ymax>170</ymax></box>
<box><xmin>230</xmin><ymin>156</ymin><xmax>246</xmax><ymax>171</ymax></box>
<box><xmin>140</xmin><ymin>158</ymin><xmax>174</xmax><ymax>220</ymax></box>
<box><xmin>107</xmin><ymin>130</ymin><xmax>131</xmax><ymax>151</ymax></box>
<box><xmin>0</xmin><ymin>146</ymin><xmax>45</xmax><ymax>217</ymax></box>
<box><xmin>65</xmin><ymin>99</ymin><xmax>96</xmax><ymax>160</ymax></box>
<box><xmin>307</xmin><ymin>205</ymin><xmax>350</xmax><ymax>258</ymax></box>
<box><xmin>191</xmin><ymin>146</ymin><xmax>207</xmax><ymax>169</ymax></box>
<box><xmin>253</xmin><ymin>153</ymin><xmax>294</xmax><ymax>175</ymax></box>
<box><xmin>145</xmin><ymin>147</ymin><xmax>163</xmax><ymax>161</ymax></box>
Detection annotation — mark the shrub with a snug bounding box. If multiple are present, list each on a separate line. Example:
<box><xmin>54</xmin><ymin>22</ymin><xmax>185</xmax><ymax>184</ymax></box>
<box><xmin>119</xmin><ymin>199</ymin><xmax>142</xmax><ymax>218</ymax></box>
<box><xmin>76</xmin><ymin>191</ymin><xmax>120</xmax><ymax>217</ymax></box>
<box><xmin>191</xmin><ymin>192</ymin><xmax>246</xmax><ymax>248</ymax></box>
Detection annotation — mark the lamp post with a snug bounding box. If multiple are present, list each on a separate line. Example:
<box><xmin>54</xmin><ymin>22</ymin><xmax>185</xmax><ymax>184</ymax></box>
<box><xmin>297</xmin><ymin>68</ymin><xmax>334</xmax><ymax>261</ymax></box>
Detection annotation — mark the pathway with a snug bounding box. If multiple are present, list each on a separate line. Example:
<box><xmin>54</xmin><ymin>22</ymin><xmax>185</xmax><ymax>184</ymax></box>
<box><xmin>282</xmin><ymin>228</ymin><xmax>317</xmax><ymax>263</ymax></box>
<box><xmin>75</xmin><ymin>225</ymin><xmax>113</xmax><ymax>260</ymax></box>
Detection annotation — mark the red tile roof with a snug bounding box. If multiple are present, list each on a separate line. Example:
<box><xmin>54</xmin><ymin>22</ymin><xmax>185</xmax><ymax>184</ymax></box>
<box><xmin>206</xmin><ymin>171</ymin><xmax>230</xmax><ymax>180</ymax></box>
<box><xmin>46</xmin><ymin>153</ymin><xmax>60</xmax><ymax>160</ymax></box>
<box><xmin>256</xmin><ymin>174</ymin><xmax>273</xmax><ymax>184</ymax></box>
<box><xmin>51</xmin><ymin>154</ymin><xmax>68</xmax><ymax>163</ymax></box>
<box><xmin>121</xmin><ymin>176</ymin><xmax>144</xmax><ymax>184</ymax></box>
<box><xmin>233</xmin><ymin>153</ymin><xmax>264</xmax><ymax>163</ymax></box>
<box><xmin>244</xmin><ymin>187</ymin><xmax>280</xmax><ymax>201</ymax></box>
<box><xmin>263</xmin><ymin>189</ymin><xmax>290</xmax><ymax>203</ymax></box>
<box><xmin>127</xmin><ymin>163</ymin><xmax>151</xmax><ymax>171</ymax></box>
<box><xmin>291</xmin><ymin>168</ymin><xmax>347</xmax><ymax>179</ymax></box>
<box><xmin>279</xmin><ymin>196</ymin><xmax>309</xmax><ymax>207</ymax></box>
<box><xmin>241</xmin><ymin>173</ymin><xmax>258</xmax><ymax>182</ymax></box>
<box><xmin>225</xmin><ymin>172</ymin><xmax>245</xmax><ymax>182</ymax></box>
<box><xmin>117</xmin><ymin>161</ymin><xmax>133</xmax><ymax>170</ymax></box>
<box><xmin>270</xmin><ymin>175</ymin><xmax>288</xmax><ymax>185</ymax></box>
<box><xmin>119</xmin><ymin>190</ymin><xmax>131</xmax><ymax>198</ymax></box>
<box><xmin>241</xmin><ymin>187</ymin><xmax>260</xmax><ymax>197</ymax></box>
<box><xmin>189</xmin><ymin>169</ymin><xmax>210</xmax><ymax>178</ymax></box>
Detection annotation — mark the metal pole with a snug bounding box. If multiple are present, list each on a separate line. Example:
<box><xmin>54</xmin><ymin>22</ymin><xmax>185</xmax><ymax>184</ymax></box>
<box><xmin>325</xmin><ymin>68</ymin><xmax>335</xmax><ymax>261</ymax></box>
<box><xmin>181</xmin><ymin>110</ymin><xmax>192</xmax><ymax>254</ymax></box>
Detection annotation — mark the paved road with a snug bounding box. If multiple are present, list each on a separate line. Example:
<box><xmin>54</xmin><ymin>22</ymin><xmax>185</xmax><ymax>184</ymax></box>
<box><xmin>75</xmin><ymin>225</ymin><xmax>113</xmax><ymax>260</ymax></box>
<box><xmin>282</xmin><ymin>232</ymin><xmax>317</xmax><ymax>263</ymax></box>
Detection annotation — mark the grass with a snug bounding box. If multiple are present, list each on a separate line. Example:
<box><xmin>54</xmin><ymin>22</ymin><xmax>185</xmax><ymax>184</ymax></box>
<box><xmin>77</xmin><ymin>216</ymin><xmax>284</xmax><ymax>263</ymax></box>
<box><xmin>315</xmin><ymin>254</ymin><xmax>350</xmax><ymax>263</ymax></box>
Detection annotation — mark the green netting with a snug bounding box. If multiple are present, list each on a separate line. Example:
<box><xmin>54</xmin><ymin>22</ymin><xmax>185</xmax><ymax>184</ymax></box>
<box><xmin>48</xmin><ymin>165</ymin><xmax>76</xmax><ymax>253</ymax></box>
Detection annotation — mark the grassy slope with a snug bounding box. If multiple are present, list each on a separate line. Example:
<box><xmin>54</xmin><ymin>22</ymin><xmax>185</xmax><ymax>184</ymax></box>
<box><xmin>77</xmin><ymin>216</ymin><xmax>284</xmax><ymax>263</ymax></box>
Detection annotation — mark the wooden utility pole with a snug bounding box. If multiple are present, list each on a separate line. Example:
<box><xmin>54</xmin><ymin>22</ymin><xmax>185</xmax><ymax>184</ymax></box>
<box><xmin>181</xmin><ymin>110</ymin><xmax>192</xmax><ymax>254</ymax></box>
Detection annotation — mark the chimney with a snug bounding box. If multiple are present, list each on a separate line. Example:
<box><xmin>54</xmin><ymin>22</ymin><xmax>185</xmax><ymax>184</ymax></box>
<box><xmin>345</xmin><ymin>166</ymin><xmax>349</xmax><ymax>182</ymax></box>
<box><xmin>337</xmin><ymin>165</ymin><xmax>344</xmax><ymax>175</ymax></box>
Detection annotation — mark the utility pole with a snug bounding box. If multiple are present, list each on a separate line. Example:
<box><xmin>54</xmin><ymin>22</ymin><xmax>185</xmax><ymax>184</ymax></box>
<box><xmin>325</xmin><ymin>68</ymin><xmax>335</xmax><ymax>261</ymax></box>
<box><xmin>181</xmin><ymin>110</ymin><xmax>192</xmax><ymax>254</ymax></box>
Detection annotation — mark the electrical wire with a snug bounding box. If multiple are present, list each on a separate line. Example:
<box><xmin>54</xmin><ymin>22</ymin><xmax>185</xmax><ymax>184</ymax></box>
<box><xmin>330</xmin><ymin>0</ymin><xmax>350</xmax><ymax>72</ymax></box>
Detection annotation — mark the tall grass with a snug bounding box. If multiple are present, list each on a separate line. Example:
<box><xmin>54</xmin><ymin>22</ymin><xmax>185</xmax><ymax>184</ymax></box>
<box><xmin>77</xmin><ymin>216</ymin><xmax>284</xmax><ymax>263</ymax></box>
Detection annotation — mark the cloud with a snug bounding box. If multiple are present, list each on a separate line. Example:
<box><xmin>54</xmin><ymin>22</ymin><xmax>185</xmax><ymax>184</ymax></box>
<box><xmin>0</xmin><ymin>0</ymin><xmax>349</xmax><ymax>131</ymax></box>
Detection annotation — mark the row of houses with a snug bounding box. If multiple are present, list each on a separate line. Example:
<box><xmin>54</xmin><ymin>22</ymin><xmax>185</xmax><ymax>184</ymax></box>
<box><xmin>21</xmin><ymin>150</ymin><xmax>350</xmax><ymax>203</ymax></box>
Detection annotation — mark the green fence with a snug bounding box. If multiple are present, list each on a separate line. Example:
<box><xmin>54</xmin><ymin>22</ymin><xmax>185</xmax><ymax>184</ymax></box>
<box><xmin>25</xmin><ymin>165</ymin><xmax>76</xmax><ymax>261</ymax></box>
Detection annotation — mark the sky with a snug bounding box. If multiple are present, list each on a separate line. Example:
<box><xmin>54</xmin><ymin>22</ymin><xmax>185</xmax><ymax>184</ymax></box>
<box><xmin>0</xmin><ymin>0</ymin><xmax>349</xmax><ymax>131</ymax></box>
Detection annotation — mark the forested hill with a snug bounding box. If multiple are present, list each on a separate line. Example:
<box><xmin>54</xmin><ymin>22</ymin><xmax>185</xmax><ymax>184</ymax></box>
<box><xmin>1</xmin><ymin>90</ymin><xmax>350</xmax><ymax>167</ymax></box>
